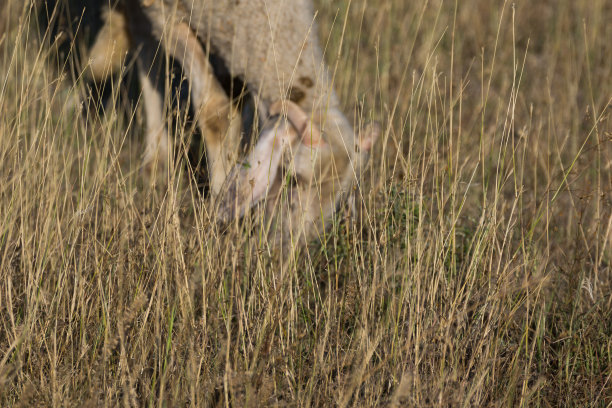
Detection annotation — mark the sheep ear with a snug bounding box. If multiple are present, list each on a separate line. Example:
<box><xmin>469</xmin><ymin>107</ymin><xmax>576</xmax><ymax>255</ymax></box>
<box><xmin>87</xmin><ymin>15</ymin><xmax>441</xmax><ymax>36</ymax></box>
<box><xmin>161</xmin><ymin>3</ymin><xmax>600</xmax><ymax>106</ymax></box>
<box><xmin>268</xmin><ymin>101</ymin><xmax>284</xmax><ymax>116</ymax></box>
<box><xmin>270</xmin><ymin>100</ymin><xmax>324</xmax><ymax>147</ymax></box>
<box><xmin>358</xmin><ymin>122</ymin><xmax>381</xmax><ymax>151</ymax></box>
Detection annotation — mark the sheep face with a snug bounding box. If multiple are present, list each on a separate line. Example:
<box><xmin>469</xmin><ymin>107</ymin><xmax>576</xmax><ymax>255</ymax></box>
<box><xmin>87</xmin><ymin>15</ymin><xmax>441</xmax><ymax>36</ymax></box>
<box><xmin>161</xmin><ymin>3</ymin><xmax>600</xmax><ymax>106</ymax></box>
<box><xmin>217</xmin><ymin>101</ymin><xmax>379</xmax><ymax>246</ymax></box>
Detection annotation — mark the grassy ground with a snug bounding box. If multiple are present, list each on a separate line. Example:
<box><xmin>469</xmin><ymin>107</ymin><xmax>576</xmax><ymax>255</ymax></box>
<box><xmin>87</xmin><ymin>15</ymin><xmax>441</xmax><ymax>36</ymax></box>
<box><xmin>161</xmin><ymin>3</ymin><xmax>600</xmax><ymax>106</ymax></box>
<box><xmin>1</xmin><ymin>0</ymin><xmax>611</xmax><ymax>406</ymax></box>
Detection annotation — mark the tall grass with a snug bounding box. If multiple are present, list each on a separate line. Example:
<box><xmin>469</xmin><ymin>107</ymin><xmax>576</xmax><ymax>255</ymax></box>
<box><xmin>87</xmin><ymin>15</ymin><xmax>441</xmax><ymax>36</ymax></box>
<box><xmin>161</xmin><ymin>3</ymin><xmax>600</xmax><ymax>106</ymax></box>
<box><xmin>1</xmin><ymin>0</ymin><xmax>611</xmax><ymax>406</ymax></box>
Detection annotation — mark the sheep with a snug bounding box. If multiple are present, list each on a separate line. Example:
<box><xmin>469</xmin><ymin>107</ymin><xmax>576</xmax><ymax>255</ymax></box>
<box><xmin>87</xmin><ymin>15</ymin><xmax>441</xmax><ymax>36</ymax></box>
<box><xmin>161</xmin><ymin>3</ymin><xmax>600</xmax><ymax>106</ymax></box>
<box><xmin>15</xmin><ymin>0</ymin><xmax>379</xmax><ymax>246</ymax></box>
<box><xmin>139</xmin><ymin>0</ymin><xmax>380</xmax><ymax>245</ymax></box>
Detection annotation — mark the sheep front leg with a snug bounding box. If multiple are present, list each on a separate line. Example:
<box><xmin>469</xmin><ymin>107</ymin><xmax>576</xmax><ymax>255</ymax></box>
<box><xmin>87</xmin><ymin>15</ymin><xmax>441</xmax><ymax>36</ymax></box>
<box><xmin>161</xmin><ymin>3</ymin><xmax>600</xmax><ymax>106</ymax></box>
<box><xmin>138</xmin><ymin>60</ymin><xmax>170</xmax><ymax>174</ymax></box>
<box><xmin>162</xmin><ymin>22</ymin><xmax>240</xmax><ymax>195</ymax></box>
<box><xmin>87</xmin><ymin>4</ymin><xmax>169</xmax><ymax>177</ymax></box>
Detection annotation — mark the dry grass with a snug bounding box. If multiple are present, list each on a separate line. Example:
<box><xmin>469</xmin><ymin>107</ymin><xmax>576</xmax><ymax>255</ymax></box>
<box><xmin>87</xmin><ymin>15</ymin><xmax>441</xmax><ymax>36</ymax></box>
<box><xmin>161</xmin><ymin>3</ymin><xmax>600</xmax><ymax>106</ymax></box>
<box><xmin>1</xmin><ymin>0</ymin><xmax>611</xmax><ymax>406</ymax></box>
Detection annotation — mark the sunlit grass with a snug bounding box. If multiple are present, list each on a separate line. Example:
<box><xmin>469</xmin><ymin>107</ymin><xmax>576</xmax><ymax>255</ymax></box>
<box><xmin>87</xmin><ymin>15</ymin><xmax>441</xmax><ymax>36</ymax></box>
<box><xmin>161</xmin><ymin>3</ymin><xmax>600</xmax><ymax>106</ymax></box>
<box><xmin>0</xmin><ymin>0</ymin><xmax>611</xmax><ymax>406</ymax></box>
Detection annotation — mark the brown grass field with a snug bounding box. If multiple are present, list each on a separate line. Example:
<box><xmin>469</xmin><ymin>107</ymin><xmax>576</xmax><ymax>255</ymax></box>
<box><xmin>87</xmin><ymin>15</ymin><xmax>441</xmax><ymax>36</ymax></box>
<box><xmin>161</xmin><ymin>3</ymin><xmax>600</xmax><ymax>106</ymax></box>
<box><xmin>1</xmin><ymin>0</ymin><xmax>611</xmax><ymax>406</ymax></box>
